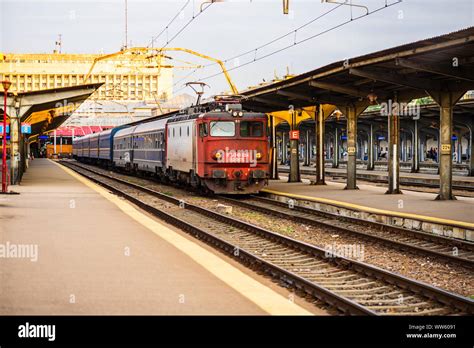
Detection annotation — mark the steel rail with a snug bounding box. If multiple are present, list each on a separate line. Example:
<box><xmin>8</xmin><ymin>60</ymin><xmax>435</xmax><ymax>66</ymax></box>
<box><xmin>60</xmin><ymin>161</ymin><xmax>474</xmax><ymax>315</ymax></box>
<box><xmin>279</xmin><ymin>167</ymin><xmax>474</xmax><ymax>192</ymax></box>
<box><xmin>217</xmin><ymin>195</ymin><xmax>474</xmax><ymax>268</ymax></box>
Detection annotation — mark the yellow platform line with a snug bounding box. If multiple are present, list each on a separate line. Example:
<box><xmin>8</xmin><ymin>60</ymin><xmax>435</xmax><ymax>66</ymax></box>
<box><xmin>52</xmin><ymin>161</ymin><xmax>312</xmax><ymax>315</ymax></box>
<box><xmin>262</xmin><ymin>188</ymin><xmax>474</xmax><ymax>230</ymax></box>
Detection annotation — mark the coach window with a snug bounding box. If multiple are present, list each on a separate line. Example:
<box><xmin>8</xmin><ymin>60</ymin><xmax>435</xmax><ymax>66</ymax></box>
<box><xmin>187</xmin><ymin>126</ymin><xmax>189</xmax><ymax>137</ymax></box>
<box><xmin>179</xmin><ymin>127</ymin><xmax>182</xmax><ymax>137</ymax></box>
<box><xmin>240</xmin><ymin>121</ymin><xmax>264</xmax><ymax>137</ymax></box>
<box><xmin>210</xmin><ymin>121</ymin><xmax>235</xmax><ymax>137</ymax></box>
<box><xmin>173</xmin><ymin>128</ymin><xmax>175</xmax><ymax>137</ymax></box>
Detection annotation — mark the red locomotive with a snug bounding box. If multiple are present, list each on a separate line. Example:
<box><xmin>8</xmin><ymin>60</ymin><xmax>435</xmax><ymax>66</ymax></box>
<box><xmin>74</xmin><ymin>97</ymin><xmax>270</xmax><ymax>194</ymax></box>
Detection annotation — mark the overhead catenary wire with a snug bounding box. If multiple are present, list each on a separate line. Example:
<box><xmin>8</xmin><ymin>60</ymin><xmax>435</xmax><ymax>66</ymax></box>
<box><xmin>203</xmin><ymin>1</ymin><xmax>345</xmax><ymax>68</ymax></box>
<box><xmin>173</xmin><ymin>68</ymin><xmax>200</xmax><ymax>89</ymax></box>
<box><xmin>146</xmin><ymin>0</ymin><xmax>216</xmax><ymax>94</ymax></box>
<box><xmin>173</xmin><ymin>0</ymin><xmax>401</xmax><ymax>94</ymax></box>
<box><xmin>149</xmin><ymin>0</ymin><xmax>191</xmax><ymax>48</ymax></box>
<box><xmin>172</xmin><ymin>1</ymin><xmax>345</xmax><ymax>92</ymax></box>
<box><xmin>160</xmin><ymin>1</ymin><xmax>215</xmax><ymax>50</ymax></box>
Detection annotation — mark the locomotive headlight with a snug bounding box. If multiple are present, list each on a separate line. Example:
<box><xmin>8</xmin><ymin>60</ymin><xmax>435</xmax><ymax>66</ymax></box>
<box><xmin>212</xmin><ymin>151</ymin><xmax>223</xmax><ymax>161</ymax></box>
<box><xmin>232</xmin><ymin>111</ymin><xmax>238</xmax><ymax>117</ymax></box>
<box><xmin>238</xmin><ymin>111</ymin><xmax>244</xmax><ymax>117</ymax></box>
<box><xmin>256</xmin><ymin>152</ymin><xmax>262</xmax><ymax>160</ymax></box>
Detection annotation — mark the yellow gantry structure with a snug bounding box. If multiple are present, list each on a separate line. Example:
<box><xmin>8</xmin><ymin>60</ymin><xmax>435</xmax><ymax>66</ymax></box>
<box><xmin>84</xmin><ymin>47</ymin><xmax>239</xmax><ymax>95</ymax></box>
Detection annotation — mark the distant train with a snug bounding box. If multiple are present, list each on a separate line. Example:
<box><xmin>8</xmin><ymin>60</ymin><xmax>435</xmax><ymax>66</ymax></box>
<box><xmin>73</xmin><ymin>99</ymin><xmax>270</xmax><ymax>194</ymax></box>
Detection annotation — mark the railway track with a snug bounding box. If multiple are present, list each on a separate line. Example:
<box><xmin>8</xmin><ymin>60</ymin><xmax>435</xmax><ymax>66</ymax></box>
<box><xmin>60</xmin><ymin>160</ymin><xmax>474</xmax><ymax>316</ymax></box>
<box><xmin>218</xmin><ymin>195</ymin><xmax>474</xmax><ymax>268</ymax></box>
<box><xmin>278</xmin><ymin>168</ymin><xmax>474</xmax><ymax>192</ymax></box>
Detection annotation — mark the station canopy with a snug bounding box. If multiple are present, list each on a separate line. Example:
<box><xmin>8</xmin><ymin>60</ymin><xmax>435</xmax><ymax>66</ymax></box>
<box><xmin>239</xmin><ymin>27</ymin><xmax>474</xmax><ymax>113</ymax></box>
<box><xmin>0</xmin><ymin>83</ymin><xmax>103</xmax><ymax>138</ymax></box>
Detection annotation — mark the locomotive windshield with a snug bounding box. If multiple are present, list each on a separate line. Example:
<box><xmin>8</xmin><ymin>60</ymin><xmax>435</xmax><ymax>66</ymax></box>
<box><xmin>210</xmin><ymin>121</ymin><xmax>235</xmax><ymax>137</ymax></box>
<box><xmin>240</xmin><ymin>121</ymin><xmax>264</xmax><ymax>137</ymax></box>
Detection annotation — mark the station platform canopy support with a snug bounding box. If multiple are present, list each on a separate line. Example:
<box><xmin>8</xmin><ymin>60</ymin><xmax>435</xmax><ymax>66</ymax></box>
<box><xmin>0</xmin><ymin>83</ymin><xmax>102</xmax><ymax>185</ymax></box>
<box><xmin>240</xmin><ymin>27</ymin><xmax>474</xmax><ymax>200</ymax></box>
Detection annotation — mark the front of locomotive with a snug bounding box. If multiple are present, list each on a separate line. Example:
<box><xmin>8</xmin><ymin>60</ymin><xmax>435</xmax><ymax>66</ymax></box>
<box><xmin>196</xmin><ymin>102</ymin><xmax>270</xmax><ymax>194</ymax></box>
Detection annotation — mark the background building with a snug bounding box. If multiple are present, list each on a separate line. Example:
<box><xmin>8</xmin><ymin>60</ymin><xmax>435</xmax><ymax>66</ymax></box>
<box><xmin>0</xmin><ymin>52</ymin><xmax>173</xmax><ymax>102</ymax></box>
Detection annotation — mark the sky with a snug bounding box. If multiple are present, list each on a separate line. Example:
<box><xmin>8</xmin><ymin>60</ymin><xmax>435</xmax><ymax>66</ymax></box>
<box><xmin>1</xmin><ymin>0</ymin><xmax>473</xmax><ymax>96</ymax></box>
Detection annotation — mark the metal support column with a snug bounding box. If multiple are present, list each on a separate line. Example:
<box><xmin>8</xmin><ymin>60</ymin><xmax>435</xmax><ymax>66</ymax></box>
<box><xmin>338</xmin><ymin>104</ymin><xmax>368</xmax><ymax>190</ymax></box>
<box><xmin>20</xmin><ymin>133</ymin><xmax>26</xmax><ymax>180</ymax></box>
<box><xmin>402</xmin><ymin>133</ymin><xmax>408</xmax><ymax>162</ymax></box>
<box><xmin>386</xmin><ymin>97</ymin><xmax>402</xmax><ymax>194</ymax></box>
<box><xmin>332</xmin><ymin>127</ymin><xmax>339</xmax><ymax>168</ymax></box>
<box><xmin>438</xmin><ymin>96</ymin><xmax>454</xmax><ymax>199</ymax></box>
<box><xmin>367</xmin><ymin>123</ymin><xmax>375</xmax><ymax>170</ymax></box>
<box><xmin>280</xmin><ymin>131</ymin><xmax>287</xmax><ymax>165</ymax></box>
<box><xmin>24</xmin><ymin>135</ymin><xmax>29</xmax><ymax>170</ymax></box>
<box><xmin>420</xmin><ymin>135</ymin><xmax>427</xmax><ymax>162</ymax></box>
<box><xmin>346</xmin><ymin>107</ymin><xmax>357</xmax><ymax>189</ymax></box>
<box><xmin>326</xmin><ymin>137</ymin><xmax>331</xmax><ymax>160</ymax></box>
<box><xmin>269</xmin><ymin>116</ymin><xmax>279</xmax><ymax>180</ymax></box>
<box><xmin>303</xmin><ymin>128</ymin><xmax>310</xmax><ymax>166</ymax></box>
<box><xmin>54</xmin><ymin>129</ymin><xmax>57</xmax><ymax>155</ymax></box>
<box><xmin>456</xmin><ymin>133</ymin><xmax>462</xmax><ymax>164</ymax></box>
<box><xmin>288</xmin><ymin>112</ymin><xmax>301</xmax><ymax>183</ymax></box>
<box><xmin>428</xmin><ymin>90</ymin><xmax>466</xmax><ymax>200</ymax></box>
<box><xmin>411</xmin><ymin>120</ymin><xmax>420</xmax><ymax>173</ymax></box>
<box><xmin>10</xmin><ymin>114</ymin><xmax>20</xmax><ymax>185</ymax></box>
<box><xmin>469</xmin><ymin>126</ymin><xmax>474</xmax><ymax>176</ymax></box>
<box><xmin>313</xmin><ymin>105</ymin><xmax>326</xmax><ymax>185</ymax></box>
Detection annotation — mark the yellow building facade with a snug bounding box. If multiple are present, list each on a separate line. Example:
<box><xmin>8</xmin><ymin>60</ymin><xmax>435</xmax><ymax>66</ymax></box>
<box><xmin>0</xmin><ymin>53</ymin><xmax>173</xmax><ymax>101</ymax></box>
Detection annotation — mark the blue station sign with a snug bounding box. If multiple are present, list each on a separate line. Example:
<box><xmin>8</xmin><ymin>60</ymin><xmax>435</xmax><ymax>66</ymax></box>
<box><xmin>21</xmin><ymin>123</ymin><xmax>32</xmax><ymax>134</ymax></box>
<box><xmin>0</xmin><ymin>124</ymin><xmax>10</xmax><ymax>134</ymax></box>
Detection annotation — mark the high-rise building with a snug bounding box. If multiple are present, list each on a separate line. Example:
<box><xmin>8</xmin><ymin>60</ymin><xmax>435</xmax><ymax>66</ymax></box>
<box><xmin>0</xmin><ymin>52</ymin><xmax>173</xmax><ymax>102</ymax></box>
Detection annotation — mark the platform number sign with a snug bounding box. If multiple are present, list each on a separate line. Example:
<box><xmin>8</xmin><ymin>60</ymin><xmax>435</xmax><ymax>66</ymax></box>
<box><xmin>21</xmin><ymin>123</ymin><xmax>32</xmax><ymax>134</ymax></box>
<box><xmin>289</xmin><ymin>130</ymin><xmax>299</xmax><ymax>140</ymax></box>
<box><xmin>441</xmin><ymin>144</ymin><xmax>451</xmax><ymax>154</ymax></box>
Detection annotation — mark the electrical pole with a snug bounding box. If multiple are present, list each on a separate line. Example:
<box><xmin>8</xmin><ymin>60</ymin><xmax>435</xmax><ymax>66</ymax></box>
<box><xmin>283</xmin><ymin>0</ymin><xmax>289</xmax><ymax>14</ymax></box>
<box><xmin>55</xmin><ymin>34</ymin><xmax>62</xmax><ymax>54</ymax></box>
<box><xmin>125</xmin><ymin>0</ymin><xmax>128</xmax><ymax>49</ymax></box>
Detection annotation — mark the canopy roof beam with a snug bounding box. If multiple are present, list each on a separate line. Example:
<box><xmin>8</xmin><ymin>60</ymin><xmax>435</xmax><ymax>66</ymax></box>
<box><xmin>276</xmin><ymin>90</ymin><xmax>316</xmax><ymax>103</ymax></box>
<box><xmin>396</xmin><ymin>58</ymin><xmax>474</xmax><ymax>82</ymax></box>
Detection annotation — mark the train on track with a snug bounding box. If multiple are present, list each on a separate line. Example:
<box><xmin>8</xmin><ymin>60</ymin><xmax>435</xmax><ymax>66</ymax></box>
<box><xmin>73</xmin><ymin>98</ymin><xmax>270</xmax><ymax>194</ymax></box>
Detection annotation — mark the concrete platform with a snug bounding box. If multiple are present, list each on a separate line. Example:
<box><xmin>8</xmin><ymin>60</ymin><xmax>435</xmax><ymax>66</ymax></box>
<box><xmin>0</xmin><ymin>159</ymin><xmax>313</xmax><ymax>315</ymax></box>
<box><xmin>279</xmin><ymin>165</ymin><xmax>474</xmax><ymax>188</ymax></box>
<box><xmin>264</xmin><ymin>177</ymin><xmax>474</xmax><ymax>241</ymax></box>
